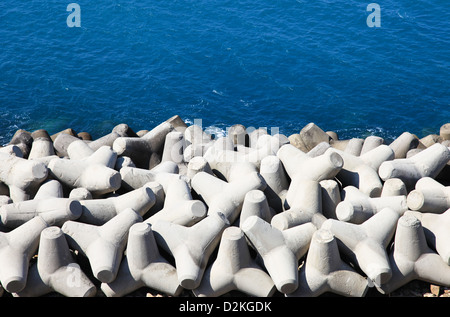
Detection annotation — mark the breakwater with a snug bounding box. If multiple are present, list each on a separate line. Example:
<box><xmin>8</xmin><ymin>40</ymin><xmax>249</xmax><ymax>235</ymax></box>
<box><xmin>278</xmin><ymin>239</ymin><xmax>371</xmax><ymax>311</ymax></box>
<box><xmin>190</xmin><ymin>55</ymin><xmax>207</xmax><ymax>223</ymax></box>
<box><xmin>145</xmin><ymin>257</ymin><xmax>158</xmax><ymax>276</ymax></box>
<box><xmin>0</xmin><ymin>115</ymin><xmax>449</xmax><ymax>297</ymax></box>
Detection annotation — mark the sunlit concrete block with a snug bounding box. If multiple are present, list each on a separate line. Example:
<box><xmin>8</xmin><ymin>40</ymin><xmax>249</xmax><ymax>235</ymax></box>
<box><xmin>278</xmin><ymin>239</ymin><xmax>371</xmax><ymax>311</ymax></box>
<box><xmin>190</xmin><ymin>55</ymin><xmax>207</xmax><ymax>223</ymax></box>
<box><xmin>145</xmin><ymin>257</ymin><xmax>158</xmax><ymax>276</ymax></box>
<box><xmin>259</xmin><ymin>155</ymin><xmax>289</xmax><ymax>213</ymax></box>
<box><xmin>237</xmin><ymin>190</ymin><xmax>274</xmax><ymax>228</ymax></box>
<box><xmin>28</xmin><ymin>136</ymin><xmax>55</xmax><ymax>160</ymax></box>
<box><xmin>360</xmin><ymin>136</ymin><xmax>384</xmax><ymax>155</ymax></box>
<box><xmin>287</xmin><ymin>228</ymin><xmax>369</xmax><ymax>297</ymax></box>
<box><xmin>112</xmin><ymin>119</ymin><xmax>175</xmax><ymax>168</ymax></box>
<box><xmin>376</xmin><ymin>213</ymin><xmax>450</xmax><ymax>294</ymax></box>
<box><xmin>191</xmin><ymin>170</ymin><xmax>265</xmax><ymax>224</ymax></box>
<box><xmin>380</xmin><ymin>178</ymin><xmax>407</xmax><ymax>197</ymax></box>
<box><xmin>87</xmin><ymin>123</ymin><xmax>137</xmax><ymax>152</ymax></box>
<box><xmin>379</xmin><ymin>143</ymin><xmax>450</xmax><ymax>190</ymax></box>
<box><xmin>242</xmin><ymin>215</ymin><xmax>316</xmax><ymax>294</ymax></box>
<box><xmin>145</xmin><ymin>177</ymin><xmax>206</xmax><ymax>227</ymax></box>
<box><xmin>77</xmin><ymin>184</ymin><xmax>155</xmax><ymax>225</ymax></box>
<box><xmin>101</xmin><ymin>222</ymin><xmax>182</xmax><ymax>297</ymax></box>
<box><xmin>62</xmin><ymin>208</ymin><xmax>142</xmax><ymax>283</ymax></box>
<box><xmin>332</xmin><ymin>145</ymin><xmax>394</xmax><ymax>197</ymax></box>
<box><xmin>276</xmin><ymin>144</ymin><xmax>343</xmax><ymax>183</ymax></box>
<box><xmin>48</xmin><ymin>146</ymin><xmax>121</xmax><ymax>197</ymax></box>
<box><xmin>119</xmin><ymin>162</ymin><xmax>180</xmax><ymax>192</ymax></box>
<box><xmin>193</xmin><ymin>226</ymin><xmax>276</xmax><ymax>297</ymax></box>
<box><xmin>336</xmin><ymin>186</ymin><xmax>407</xmax><ymax>224</ymax></box>
<box><xmin>407</xmin><ymin>177</ymin><xmax>450</xmax><ymax>213</ymax></box>
<box><xmin>389</xmin><ymin>132</ymin><xmax>421</xmax><ymax>159</ymax></box>
<box><xmin>271</xmin><ymin>179</ymin><xmax>323</xmax><ymax>230</ymax></box>
<box><xmin>186</xmin><ymin>156</ymin><xmax>214</xmax><ymax>180</ymax></box>
<box><xmin>299</xmin><ymin>123</ymin><xmax>332</xmax><ymax>151</ymax></box>
<box><xmin>14</xmin><ymin>226</ymin><xmax>96</xmax><ymax>297</ymax></box>
<box><xmin>152</xmin><ymin>212</ymin><xmax>230</xmax><ymax>289</ymax></box>
<box><xmin>407</xmin><ymin>209</ymin><xmax>450</xmax><ymax>265</ymax></box>
<box><xmin>320</xmin><ymin>179</ymin><xmax>341</xmax><ymax>220</ymax></box>
<box><xmin>0</xmin><ymin>216</ymin><xmax>48</xmax><ymax>293</ymax></box>
<box><xmin>0</xmin><ymin>152</ymin><xmax>48</xmax><ymax>202</ymax></box>
<box><xmin>322</xmin><ymin>208</ymin><xmax>400</xmax><ymax>287</ymax></box>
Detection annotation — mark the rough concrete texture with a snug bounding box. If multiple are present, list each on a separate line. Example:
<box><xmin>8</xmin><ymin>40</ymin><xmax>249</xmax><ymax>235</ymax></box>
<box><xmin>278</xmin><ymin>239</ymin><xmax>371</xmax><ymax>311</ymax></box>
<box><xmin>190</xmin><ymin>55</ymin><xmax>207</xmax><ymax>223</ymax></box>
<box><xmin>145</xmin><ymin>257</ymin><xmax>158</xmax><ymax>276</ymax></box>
<box><xmin>0</xmin><ymin>216</ymin><xmax>48</xmax><ymax>293</ymax></box>
<box><xmin>145</xmin><ymin>177</ymin><xmax>206</xmax><ymax>226</ymax></box>
<box><xmin>193</xmin><ymin>226</ymin><xmax>276</xmax><ymax>297</ymax></box>
<box><xmin>241</xmin><ymin>215</ymin><xmax>316</xmax><ymax>294</ymax></box>
<box><xmin>376</xmin><ymin>213</ymin><xmax>450</xmax><ymax>294</ymax></box>
<box><xmin>151</xmin><ymin>211</ymin><xmax>230</xmax><ymax>290</ymax></box>
<box><xmin>287</xmin><ymin>228</ymin><xmax>369</xmax><ymax>297</ymax></box>
<box><xmin>0</xmin><ymin>119</ymin><xmax>449</xmax><ymax>298</ymax></box>
<box><xmin>62</xmin><ymin>208</ymin><xmax>142</xmax><ymax>283</ymax></box>
<box><xmin>101</xmin><ymin>222</ymin><xmax>182</xmax><ymax>297</ymax></box>
<box><xmin>14</xmin><ymin>226</ymin><xmax>96</xmax><ymax>297</ymax></box>
<box><xmin>407</xmin><ymin>177</ymin><xmax>450</xmax><ymax>213</ymax></box>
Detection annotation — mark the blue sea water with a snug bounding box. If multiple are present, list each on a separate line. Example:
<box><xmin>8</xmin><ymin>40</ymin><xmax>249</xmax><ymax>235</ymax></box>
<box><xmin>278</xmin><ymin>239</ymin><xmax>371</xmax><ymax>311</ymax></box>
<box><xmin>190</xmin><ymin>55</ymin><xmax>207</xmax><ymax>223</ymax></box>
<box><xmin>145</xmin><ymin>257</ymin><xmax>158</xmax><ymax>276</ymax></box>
<box><xmin>0</xmin><ymin>0</ymin><xmax>449</xmax><ymax>145</ymax></box>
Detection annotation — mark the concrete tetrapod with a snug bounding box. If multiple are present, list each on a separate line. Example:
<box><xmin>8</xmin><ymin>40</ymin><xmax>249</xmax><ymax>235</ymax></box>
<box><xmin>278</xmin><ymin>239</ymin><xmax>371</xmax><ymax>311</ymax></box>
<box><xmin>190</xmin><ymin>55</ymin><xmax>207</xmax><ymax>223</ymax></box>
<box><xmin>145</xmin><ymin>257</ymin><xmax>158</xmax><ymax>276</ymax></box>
<box><xmin>378</xmin><ymin>143</ymin><xmax>450</xmax><ymax>190</ymax></box>
<box><xmin>360</xmin><ymin>136</ymin><xmax>385</xmax><ymax>155</ymax></box>
<box><xmin>151</xmin><ymin>212</ymin><xmax>230</xmax><ymax>290</ymax></box>
<box><xmin>112</xmin><ymin>119</ymin><xmax>175</xmax><ymax>169</ymax></box>
<box><xmin>183</xmin><ymin>124</ymin><xmax>212</xmax><ymax>149</ymax></box>
<box><xmin>66</xmin><ymin>139</ymin><xmax>95</xmax><ymax>160</ymax></box>
<box><xmin>52</xmin><ymin>133</ymin><xmax>80</xmax><ymax>157</ymax></box>
<box><xmin>0</xmin><ymin>144</ymin><xmax>23</xmax><ymax>158</ymax></box>
<box><xmin>259</xmin><ymin>155</ymin><xmax>289</xmax><ymax>213</ymax></box>
<box><xmin>335</xmin><ymin>186</ymin><xmax>407</xmax><ymax>224</ymax></box>
<box><xmin>320</xmin><ymin>179</ymin><xmax>341</xmax><ymax>220</ymax></box>
<box><xmin>193</xmin><ymin>226</ymin><xmax>276</xmax><ymax>297</ymax></box>
<box><xmin>241</xmin><ymin>215</ymin><xmax>316</xmax><ymax>294</ymax></box>
<box><xmin>388</xmin><ymin>132</ymin><xmax>421</xmax><ymax>159</ymax></box>
<box><xmin>8</xmin><ymin>129</ymin><xmax>33</xmax><ymax>158</ymax></box>
<box><xmin>271</xmin><ymin>178</ymin><xmax>322</xmax><ymax>230</ymax></box>
<box><xmin>202</xmin><ymin>146</ymin><xmax>263</xmax><ymax>181</ymax></box>
<box><xmin>62</xmin><ymin>208</ymin><xmax>142</xmax><ymax>283</ymax></box>
<box><xmin>145</xmin><ymin>177</ymin><xmax>207</xmax><ymax>227</ymax></box>
<box><xmin>0</xmin><ymin>152</ymin><xmax>48</xmax><ymax>202</ymax></box>
<box><xmin>237</xmin><ymin>190</ymin><xmax>274</xmax><ymax>228</ymax></box>
<box><xmin>240</xmin><ymin>133</ymin><xmax>288</xmax><ymax>168</ymax></box>
<box><xmin>0</xmin><ymin>179</ymin><xmax>82</xmax><ymax>229</ymax></box>
<box><xmin>380</xmin><ymin>178</ymin><xmax>407</xmax><ymax>197</ymax></box>
<box><xmin>321</xmin><ymin>208</ymin><xmax>400</xmax><ymax>287</ymax></box>
<box><xmin>191</xmin><ymin>170</ymin><xmax>266</xmax><ymax>224</ymax></box>
<box><xmin>407</xmin><ymin>177</ymin><xmax>450</xmax><ymax>213</ymax></box>
<box><xmin>28</xmin><ymin>136</ymin><xmax>55</xmax><ymax>160</ymax></box>
<box><xmin>331</xmin><ymin>145</ymin><xmax>394</xmax><ymax>197</ymax></box>
<box><xmin>87</xmin><ymin>123</ymin><xmax>138</xmax><ymax>152</ymax></box>
<box><xmin>277</xmin><ymin>144</ymin><xmax>343</xmax><ymax>183</ymax></box>
<box><xmin>0</xmin><ymin>216</ymin><xmax>48</xmax><ymax>293</ymax></box>
<box><xmin>298</xmin><ymin>122</ymin><xmax>332</xmax><ymax>151</ymax></box>
<box><xmin>0</xmin><ymin>195</ymin><xmax>82</xmax><ymax>229</ymax></box>
<box><xmin>119</xmin><ymin>162</ymin><xmax>180</xmax><ymax>192</ymax></box>
<box><xmin>77</xmin><ymin>184</ymin><xmax>155</xmax><ymax>225</ymax></box>
<box><xmin>33</xmin><ymin>179</ymin><xmax>64</xmax><ymax>199</ymax></box>
<box><xmin>376</xmin><ymin>213</ymin><xmax>450</xmax><ymax>294</ymax></box>
<box><xmin>186</xmin><ymin>156</ymin><xmax>214</xmax><ymax>180</ymax></box>
<box><xmin>287</xmin><ymin>228</ymin><xmax>369</xmax><ymax>297</ymax></box>
<box><xmin>407</xmin><ymin>209</ymin><xmax>450</xmax><ymax>265</ymax></box>
<box><xmin>101</xmin><ymin>222</ymin><xmax>183</xmax><ymax>297</ymax></box>
<box><xmin>14</xmin><ymin>226</ymin><xmax>97</xmax><ymax>297</ymax></box>
<box><xmin>48</xmin><ymin>147</ymin><xmax>121</xmax><ymax>197</ymax></box>
<box><xmin>161</xmin><ymin>131</ymin><xmax>186</xmax><ymax>164</ymax></box>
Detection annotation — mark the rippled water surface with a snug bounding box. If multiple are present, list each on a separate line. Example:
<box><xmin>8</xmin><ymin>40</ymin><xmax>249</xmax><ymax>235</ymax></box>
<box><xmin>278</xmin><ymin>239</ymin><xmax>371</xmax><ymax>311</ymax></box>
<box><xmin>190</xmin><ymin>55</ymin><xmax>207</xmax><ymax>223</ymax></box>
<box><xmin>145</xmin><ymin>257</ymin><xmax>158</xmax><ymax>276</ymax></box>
<box><xmin>0</xmin><ymin>1</ymin><xmax>449</xmax><ymax>144</ymax></box>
